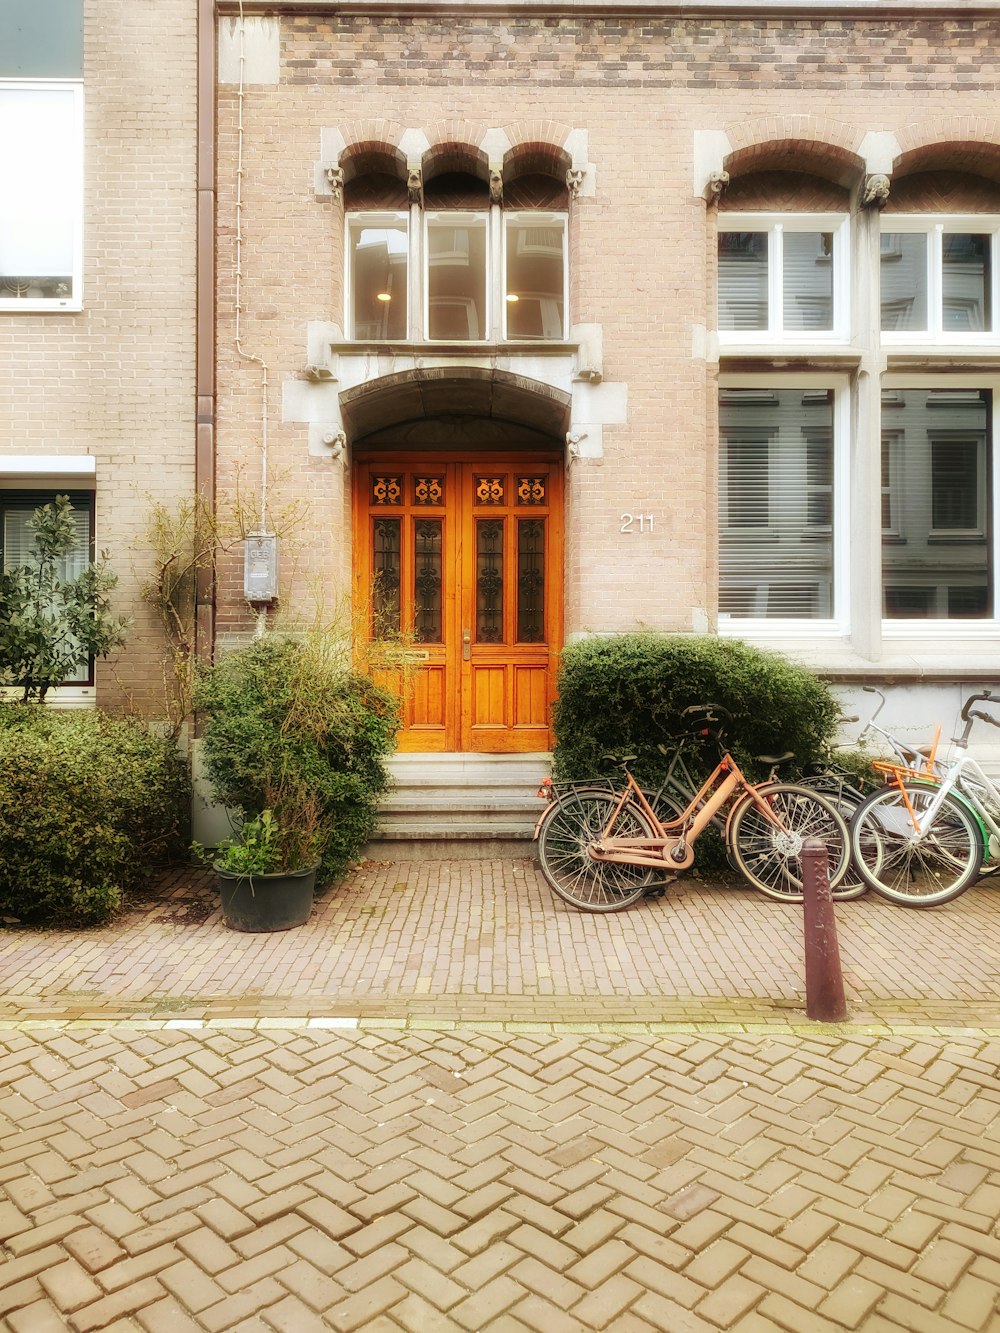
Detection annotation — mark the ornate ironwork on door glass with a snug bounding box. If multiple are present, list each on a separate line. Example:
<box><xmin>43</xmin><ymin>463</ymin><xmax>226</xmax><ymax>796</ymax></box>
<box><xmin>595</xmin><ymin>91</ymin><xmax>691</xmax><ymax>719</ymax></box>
<box><xmin>517</xmin><ymin>476</ymin><xmax>546</xmax><ymax>506</ymax></box>
<box><xmin>371</xmin><ymin>475</ymin><xmax>402</xmax><ymax>506</ymax></box>
<box><xmin>413</xmin><ymin>476</ymin><xmax>444</xmax><ymax>506</ymax></box>
<box><xmin>475</xmin><ymin>476</ymin><xmax>505</xmax><ymax>506</ymax></box>
<box><xmin>517</xmin><ymin>519</ymin><xmax>545</xmax><ymax>642</ymax></box>
<box><xmin>476</xmin><ymin>519</ymin><xmax>504</xmax><ymax>642</ymax></box>
<box><xmin>413</xmin><ymin>519</ymin><xmax>443</xmax><ymax>643</ymax></box>
<box><xmin>372</xmin><ymin>518</ymin><xmax>401</xmax><ymax>635</ymax></box>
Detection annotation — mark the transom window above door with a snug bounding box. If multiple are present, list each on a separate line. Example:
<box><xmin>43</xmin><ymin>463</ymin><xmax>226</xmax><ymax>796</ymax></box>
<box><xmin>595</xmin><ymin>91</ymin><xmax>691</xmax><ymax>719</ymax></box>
<box><xmin>717</xmin><ymin>214</ymin><xmax>849</xmax><ymax>343</ymax></box>
<box><xmin>346</xmin><ymin>187</ymin><xmax>568</xmax><ymax>343</ymax></box>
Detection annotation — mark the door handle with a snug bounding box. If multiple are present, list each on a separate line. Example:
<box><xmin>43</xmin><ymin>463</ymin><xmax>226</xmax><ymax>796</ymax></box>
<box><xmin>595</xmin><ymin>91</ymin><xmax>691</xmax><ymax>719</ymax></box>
<box><xmin>463</xmin><ymin>629</ymin><xmax>471</xmax><ymax>661</ymax></box>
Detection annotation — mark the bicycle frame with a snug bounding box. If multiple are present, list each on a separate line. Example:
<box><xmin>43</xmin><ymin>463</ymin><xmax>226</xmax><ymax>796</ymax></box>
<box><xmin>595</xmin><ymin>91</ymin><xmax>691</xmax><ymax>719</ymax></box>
<box><xmin>587</xmin><ymin>753</ymin><xmax>787</xmax><ymax>871</ymax></box>
<box><xmin>886</xmin><ymin>751</ymin><xmax>997</xmax><ymax>851</ymax></box>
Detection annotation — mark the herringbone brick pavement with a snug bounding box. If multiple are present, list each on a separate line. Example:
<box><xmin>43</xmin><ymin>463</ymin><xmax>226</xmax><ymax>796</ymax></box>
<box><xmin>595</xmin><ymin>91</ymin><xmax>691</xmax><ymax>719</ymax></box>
<box><xmin>2</xmin><ymin>1024</ymin><xmax>1000</xmax><ymax>1331</ymax></box>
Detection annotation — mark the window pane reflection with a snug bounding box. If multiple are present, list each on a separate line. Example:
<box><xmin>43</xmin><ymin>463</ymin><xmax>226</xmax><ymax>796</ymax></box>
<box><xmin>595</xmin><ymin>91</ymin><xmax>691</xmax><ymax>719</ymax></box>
<box><xmin>349</xmin><ymin>219</ymin><xmax>408</xmax><ymax>339</ymax></box>
<box><xmin>427</xmin><ymin>214</ymin><xmax>487</xmax><ymax>339</ymax></box>
<box><xmin>783</xmin><ymin>232</ymin><xmax>833</xmax><ymax>331</ymax></box>
<box><xmin>880</xmin><ymin>232</ymin><xmax>929</xmax><ymax>331</ymax></box>
<box><xmin>718</xmin><ymin>232</ymin><xmax>768</xmax><ymax>330</ymax></box>
<box><xmin>505</xmin><ymin>219</ymin><xmax>565</xmax><ymax>339</ymax></box>
<box><xmin>942</xmin><ymin>233</ymin><xmax>991</xmax><ymax>332</ymax></box>
<box><xmin>882</xmin><ymin>389</ymin><xmax>991</xmax><ymax>619</ymax></box>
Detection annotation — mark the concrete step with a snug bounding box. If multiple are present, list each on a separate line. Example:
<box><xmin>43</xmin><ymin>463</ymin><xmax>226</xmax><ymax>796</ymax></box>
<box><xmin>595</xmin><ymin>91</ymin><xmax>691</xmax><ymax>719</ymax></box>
<box><xmin>369</xmin><ymin>752</ymin><xmax>551</xmax><ymax>858</ymax></box>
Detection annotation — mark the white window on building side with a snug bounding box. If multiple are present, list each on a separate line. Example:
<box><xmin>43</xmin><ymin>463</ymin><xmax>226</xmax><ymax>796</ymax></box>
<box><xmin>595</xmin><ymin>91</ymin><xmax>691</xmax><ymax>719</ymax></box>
<box><xmin>881</xmin><ymin>388</ymin><xmax>994</xmax><ymax>622</ymax></box>
<box><xmin>718</xmin><ymin>385</ymin><xmax>845</xmax><ymax>627</ymax></box>
<box><xmin>880</xmin><ymin>219</ymin><xmax>1000</xmax><ymax>341</ymax></box>
<box><xmin>717</xmin><ymin>215</ymin><xmax>849</xmax><ymax>342</ymax></box>
<box><xmin>346</xmin><ymin>214</ymin><xmax>409</xmax><ymax>339</ymax></box>
<box><xmin>0</xmin><ymin>83</ymin><xmax>83</xmax><ymax>311</ymax></box>
<box><xmin>503</xmin><ymin>213</ymin><xmax>567</xmax><ymax>340</ymax></box>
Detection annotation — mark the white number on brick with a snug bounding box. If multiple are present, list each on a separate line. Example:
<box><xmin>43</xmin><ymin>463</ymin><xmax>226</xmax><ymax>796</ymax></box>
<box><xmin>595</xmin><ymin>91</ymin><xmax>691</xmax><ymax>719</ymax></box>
<box><xmin>620</xmin><ymin>513</ymin><xmax>655</xmax><ymax>534</ymax></box>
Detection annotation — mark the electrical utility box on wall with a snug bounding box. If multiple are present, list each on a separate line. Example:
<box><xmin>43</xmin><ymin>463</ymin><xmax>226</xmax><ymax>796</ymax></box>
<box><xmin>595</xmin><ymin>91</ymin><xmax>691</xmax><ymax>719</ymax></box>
<box><xmin>244</xmin><ymin>533</ymin><xmax>279</xmax><ymax>603</ymax></box>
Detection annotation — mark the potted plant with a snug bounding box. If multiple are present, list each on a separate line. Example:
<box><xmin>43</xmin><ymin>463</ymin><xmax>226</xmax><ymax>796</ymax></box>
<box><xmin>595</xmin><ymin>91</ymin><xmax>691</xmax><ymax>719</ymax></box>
<box><xmin>193</xmin><ymin>629</ymin><xmax>399</xmax><ymax>929</ymax></box>
<box><xmin>202</xmin><ymin>804</ymin><xmax>321</xmax><ymax>932</ymax></box>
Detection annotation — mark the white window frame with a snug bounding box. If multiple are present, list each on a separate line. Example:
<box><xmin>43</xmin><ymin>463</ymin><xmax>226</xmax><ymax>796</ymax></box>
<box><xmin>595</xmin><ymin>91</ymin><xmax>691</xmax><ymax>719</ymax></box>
<box><xmin>344</xmin><ymin>203</ymin><xmax>569</xmax><ymax>345</ymax></box>
<box><xmin>344</xmin><ymin>210</ymin><xmax>410</xmax><ymax>341</ymax></box>
<box><xmin>502</xmin><ymin>211</ymin><xmax>569</xmax><ymax>341</ymax></box>
<box><xmin>0</xmin><ymin>80</ymin><xmax>83</xmax><ymax>313</ymax></box>
<box><xmin>879</xmin><ymin>216</ymin><xmax>1000</xmax><ymax>346</ymax></box>
<box><xmin>718</xmin><ymin>374</ymin><xmax>851</xmax><ymax>637</ymax></box>
<box><xmin>881</xmin><ymin>375</ymin><xmax>1000</xmax><ymax>638</ymax></box>
<box><xmin>717</xmin><ymin>213</ymin><xmax>850</xmax><ymax>346</ymax></box>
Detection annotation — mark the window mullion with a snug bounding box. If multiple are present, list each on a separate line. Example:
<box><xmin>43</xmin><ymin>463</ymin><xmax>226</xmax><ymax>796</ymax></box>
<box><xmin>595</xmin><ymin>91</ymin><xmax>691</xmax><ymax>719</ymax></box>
<box><xmin>771</xmin><ymin>224</ymin><xmax>783</xmax><ymax>336</ymax></box>
<box><xmin>930</xmin><ymin>224</ymin><xmax>944</xmax><ymax>339</ymax></box>
<box><xmin>491</xmin><ymin>204</ymin><xmax>502</xmax><ymax>341</ymax></box>
<box><xmin>409</xmin><ymin>205</ymin><xmax>422</xmax><ymax>340</ymax></box>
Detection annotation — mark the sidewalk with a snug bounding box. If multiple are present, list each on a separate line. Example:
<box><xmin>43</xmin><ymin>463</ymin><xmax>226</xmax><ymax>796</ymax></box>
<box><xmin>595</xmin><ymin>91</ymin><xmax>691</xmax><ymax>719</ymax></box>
<box><xmin>2</xmin><ymin>859</ymin><xmax>1000</xmax><ymax>1331</ymax></box>
<box><xmin>1</xmin><ymin>857</ymin><xmax>999</xmax><ymax>1029</ymax></box>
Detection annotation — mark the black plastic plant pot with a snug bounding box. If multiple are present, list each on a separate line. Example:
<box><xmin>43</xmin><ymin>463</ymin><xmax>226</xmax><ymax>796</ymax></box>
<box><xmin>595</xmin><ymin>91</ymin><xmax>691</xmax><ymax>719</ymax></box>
<box><xmin>214</xmin><ymin>864</ymin><xmax>317</xmax><ymax>932</ymax></box>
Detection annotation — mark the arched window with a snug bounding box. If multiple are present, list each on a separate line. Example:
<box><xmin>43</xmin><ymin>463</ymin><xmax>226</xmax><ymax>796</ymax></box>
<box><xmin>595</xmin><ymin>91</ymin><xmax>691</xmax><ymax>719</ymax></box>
<box><xmin>345</xmin><ymin>155</ymin><xmax>569</xmax><ymax>343</ymax></box>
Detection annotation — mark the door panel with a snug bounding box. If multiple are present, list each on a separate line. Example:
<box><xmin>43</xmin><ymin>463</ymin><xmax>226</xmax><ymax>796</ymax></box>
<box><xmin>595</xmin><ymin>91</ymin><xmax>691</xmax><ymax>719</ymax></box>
<box><xmin>355</xmin><ymin>453</ymin><xmax>562</xmax><ymax>752</ymax></box>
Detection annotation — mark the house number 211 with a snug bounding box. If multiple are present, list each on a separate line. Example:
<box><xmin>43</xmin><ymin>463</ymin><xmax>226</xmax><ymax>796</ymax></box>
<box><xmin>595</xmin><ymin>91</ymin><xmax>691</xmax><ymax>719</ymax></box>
<box><xmin>620</xmin><ymin>513</ymin><xmax>655</xmax><ymax>534</ymax></box>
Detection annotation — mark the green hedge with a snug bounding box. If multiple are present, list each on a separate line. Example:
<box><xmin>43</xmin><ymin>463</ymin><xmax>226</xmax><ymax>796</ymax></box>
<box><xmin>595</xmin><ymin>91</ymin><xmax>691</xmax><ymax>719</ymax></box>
<box><xmin>194</xmin><ymin>636</ymin><xmax>400</xmax><ymax>882</ymax></box>
<box><xmin>0</xmin><ymin>705</ymin><xmax>191</xmax><ymax>925</ymax></box>
<box><xmin>552</xmin><ymin>634</ymin><xmax>840</xmax><ymax>787</ymax></box>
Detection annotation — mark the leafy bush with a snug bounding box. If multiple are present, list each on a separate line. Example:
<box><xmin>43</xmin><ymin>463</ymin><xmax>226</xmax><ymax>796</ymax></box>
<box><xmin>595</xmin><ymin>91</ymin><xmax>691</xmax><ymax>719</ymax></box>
<box><xmin>194</xmin><ymin>634</ymin><xmax>399</xmax><ymax>882</ymax></box>
<box><xmin>0</xmin><ymin>705</ymin><xmax>191</xmax><ymax>924</ymax></box>
<box><xmin>552</xmin><ymin>633</ymin><xmax>840</xmax><ymax>786</ymax></box>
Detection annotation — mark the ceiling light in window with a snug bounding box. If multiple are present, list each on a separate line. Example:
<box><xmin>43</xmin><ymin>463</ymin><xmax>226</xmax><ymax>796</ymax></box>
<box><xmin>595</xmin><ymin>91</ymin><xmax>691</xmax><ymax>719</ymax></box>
<box><xmin>376</xmin><ymin>292</ymin><xmax>392</xmax><ymax>302</ymax></box>
<box><xmin>506</xmin><ymin>293</ymin><xmax>519</xmax><ymax>303</ymax></box>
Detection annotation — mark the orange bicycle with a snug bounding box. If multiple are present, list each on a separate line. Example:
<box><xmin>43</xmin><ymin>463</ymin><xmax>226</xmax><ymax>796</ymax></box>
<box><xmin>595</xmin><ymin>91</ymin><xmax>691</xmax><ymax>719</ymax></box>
<box><xmin>535</xmin><ymin>705</ymin><xmax>850</xmax><ymax>911</ymax></box>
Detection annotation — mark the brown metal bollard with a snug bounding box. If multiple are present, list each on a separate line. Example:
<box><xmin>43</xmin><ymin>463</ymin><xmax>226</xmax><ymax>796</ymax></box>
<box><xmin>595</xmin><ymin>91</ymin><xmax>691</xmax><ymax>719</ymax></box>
<box><xmin>801</xmin><ymin>837</ymin><xmax>848</xmax><ymax>1023</ymax></box>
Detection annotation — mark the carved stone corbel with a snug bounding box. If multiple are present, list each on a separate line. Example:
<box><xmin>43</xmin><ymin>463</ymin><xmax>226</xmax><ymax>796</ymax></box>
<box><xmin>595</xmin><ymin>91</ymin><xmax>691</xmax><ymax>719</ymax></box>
<box><xmin>861</xmin><ymin>173</ymin><xmax>891</xmax><ymax>210</ymax></box>
<box><xmin>324</xmin><ymin>165</ymin><xmax>345</xmax><ymax>199</ymax></box>
<box><xmin>489</xmin><ymin>164</ymin><xmax>503</xmax><ymax>206</ymax></box>
<box><xmin>705</xmin><ymin>170</ymin><xmax>730</xmax><ymax>204</ymax></box>
<box><xmin>566</xmin><ymin>167</ymin><xmax>586</xmax><ymax>199</ymax></box>
<box><xmin>407</xmin><ymin>165</ymin><xmax>424</xmax><ymax>207</ymax></box>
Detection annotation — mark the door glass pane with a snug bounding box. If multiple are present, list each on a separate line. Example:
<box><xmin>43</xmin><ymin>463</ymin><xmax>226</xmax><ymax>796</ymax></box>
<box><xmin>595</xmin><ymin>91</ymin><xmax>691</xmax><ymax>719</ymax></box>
<box><xmin>517</xmin><ymin>520</ymin><xmax>545</xmax><ymax>642</ymax></box>
<box><xmin>882</xmin><ymin>389</ymin><xmax>991</xmax><ymax>619</ymax></box>
<box><xmin>475</xmin><ymin>519</ymin><xmax>504</xmax><ymax>642</ymax></box>
<box><xmin>718</xmin><ymin>232</ymin><xmax>768</xmax><ymax>331</ymax></box>
<box><xmin>372</xmin><ymin>517</ymin><xmax>401</xmax><ymax>636</ymax></box>
<box><xmin>505</xmin><ymin>218</ymin><xmax>565</xmax><ymax>339</ymax></box>
<box><xmin>427</xmin><ymin>214</ymin><xmax>487</xmax><ymax>340</ymax></box>
<box><xmin>348</xmin><ymin>218</ymin><xmax>408</xmax><ymax>339</ymax></box>
<box><xmin>880</xmin><ymin>231</ymin><xmax>928</xmax><ymax>331</ymax></box>
<box><xmin>942</xmin><ymin>233</ymin><xmax>991</xmax><ymax>332</ymax></box>
<box><xmin>719</xmin><ymin>389</ymin><xmax>835</xmax><ymax>619</ymax></box>
<box><xmin>783</xmin><ymin>231</ymin><xmax>833</xmax><ymax>331</ymax></box>
<box><xmin>413</xmin><ymin>519</ymin><xmax>443</xmax><ymax>644</ymax></box>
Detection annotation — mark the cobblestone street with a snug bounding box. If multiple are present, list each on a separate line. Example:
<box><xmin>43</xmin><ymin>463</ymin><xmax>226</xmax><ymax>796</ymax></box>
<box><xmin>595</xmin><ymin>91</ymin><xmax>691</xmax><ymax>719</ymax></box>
<box><xmin>1</xmin><ymin>860</ymin><xmax>1000</xmax><ymax>1330</ymax></box>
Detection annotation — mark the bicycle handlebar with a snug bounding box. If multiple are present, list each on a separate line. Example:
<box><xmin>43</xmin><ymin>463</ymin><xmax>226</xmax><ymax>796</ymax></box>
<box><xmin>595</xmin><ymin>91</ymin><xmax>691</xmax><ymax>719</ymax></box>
<box><xmin>961</xmin><ymin>689</ymin><xmax>995</xmax><ymax>721</ymax></box>
<box><xmin>968</xmin><ymin>708</ymin><xmax>1000</xmax><ymax>729</ymax></box>
<box><xmin>678</xmin><ymin>703</ymin><xmax>732</xmax><ymax>737</ymax></box>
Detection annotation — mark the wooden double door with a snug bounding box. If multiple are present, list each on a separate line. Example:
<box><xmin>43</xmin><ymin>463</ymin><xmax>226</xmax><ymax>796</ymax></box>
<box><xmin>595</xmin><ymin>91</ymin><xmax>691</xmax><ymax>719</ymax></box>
<box><xmin>354</xmin><ymin>453</ymin><xmax>563</xmax><ymax>752</ymax></box>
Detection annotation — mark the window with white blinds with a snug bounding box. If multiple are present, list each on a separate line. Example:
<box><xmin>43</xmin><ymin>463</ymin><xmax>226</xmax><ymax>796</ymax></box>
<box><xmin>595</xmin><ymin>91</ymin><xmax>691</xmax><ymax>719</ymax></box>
<box><xmin>718</xmin><ymin>216</ymin><xmax>846</xmax><ymax>342</ymax></box>
<box><xmin>1</xmin><ymin>491</ymin><xmax>93</xmax><ymax>682</ymax></box>
<box><xmin>881</xmin><ymin>390</ymin><xmax>991</xmax><ymax>620</ymax></box>
<box><xmin>719</xmin><ymin>389</ymin><xmax>837</xmax><ymax>622</ymax></box>
<box><xmin>881</xmin><ymin>220</ymin><xmax>1000</xmax><ymax>342</ymax></box>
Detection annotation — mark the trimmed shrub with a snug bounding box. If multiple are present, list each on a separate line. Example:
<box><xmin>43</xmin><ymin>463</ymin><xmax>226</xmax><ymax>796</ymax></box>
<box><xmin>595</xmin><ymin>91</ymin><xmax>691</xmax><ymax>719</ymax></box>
<box><xmin>552</xmin><ymin>633</ymin><xmax>840</xmax><ymax>787</ymax></box>
<box><xmin>194</xmin><ymin>635</ymin><xmax>400</xmax><ymax>882</ymax></box>
<box><xmin>0</xmin><ymin>705</ymin><xmax>191</xmax><ymax>925</ymax></box>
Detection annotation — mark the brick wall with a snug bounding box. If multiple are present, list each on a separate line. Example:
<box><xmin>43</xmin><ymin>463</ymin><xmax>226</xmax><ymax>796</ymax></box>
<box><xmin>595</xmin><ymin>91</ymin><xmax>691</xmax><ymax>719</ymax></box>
<box><xmin>213</xmin><ymin>11</ymin><xmax>1000</xmax><ymax>648</ymax></box>
<box><xmin>0</xmin><ymin>0</ymin><xmax>198</xmax><ymax>713</ymax></box>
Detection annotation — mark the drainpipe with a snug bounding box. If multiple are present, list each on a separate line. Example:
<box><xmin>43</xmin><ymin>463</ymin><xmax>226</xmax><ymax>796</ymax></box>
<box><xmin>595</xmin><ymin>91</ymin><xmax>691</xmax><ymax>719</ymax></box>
<box><xmin>195</xmin><ymin>0</ymin><xmax>217</xmax><ymax>664</ymax></box>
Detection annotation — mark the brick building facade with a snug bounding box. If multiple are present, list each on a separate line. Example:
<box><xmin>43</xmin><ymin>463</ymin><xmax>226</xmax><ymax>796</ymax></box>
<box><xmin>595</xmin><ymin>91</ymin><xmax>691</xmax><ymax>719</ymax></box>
<box><xmin>5</xmin><ymin>1</ymin><xmax>1000</xmax><ymax>757</ymax></box>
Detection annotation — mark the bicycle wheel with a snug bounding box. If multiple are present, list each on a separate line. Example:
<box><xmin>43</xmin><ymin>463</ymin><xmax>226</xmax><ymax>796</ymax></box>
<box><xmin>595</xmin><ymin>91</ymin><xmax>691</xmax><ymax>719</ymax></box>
<box><xmin>850</xmin><ymin>783</ymin><xmax>982</xmax><ymax>907</ymax></box>
<box><xmin>536</xmin><ymin>788</ymin><xmax>659</xmax><ymax>912</ymax></box>
<box><xmin>728</xmin><ymin>784</ymin><xmax>850</xmax><ymax>903</ymax></box>
<box><xmin>793</xmin><ymin>773</ymin><xmax>869</xmax><ymax>901</ymax></box>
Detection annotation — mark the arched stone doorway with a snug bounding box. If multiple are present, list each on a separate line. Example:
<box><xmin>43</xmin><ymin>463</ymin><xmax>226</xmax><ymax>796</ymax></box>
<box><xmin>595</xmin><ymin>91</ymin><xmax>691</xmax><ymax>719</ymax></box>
<box><xmin>343</xmin><ymin>367</ymin><xmax>570</xmax><ymax>752</ymax></box>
